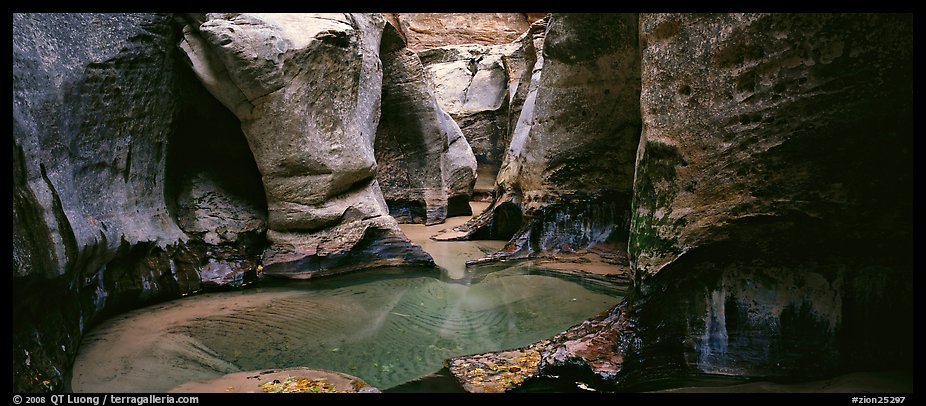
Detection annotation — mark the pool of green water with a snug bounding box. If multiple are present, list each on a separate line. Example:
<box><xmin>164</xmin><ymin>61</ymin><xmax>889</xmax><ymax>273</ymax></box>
<box><xmin>72</xmin><ymin>264</ymin><xmax>625</xmax><ymax>392</ymax></box>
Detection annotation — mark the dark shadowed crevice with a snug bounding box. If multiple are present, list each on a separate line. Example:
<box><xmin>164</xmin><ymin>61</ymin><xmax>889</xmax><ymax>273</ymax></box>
<box><xmin>163</xmin><ymin>51</ymin><xmax>269</xmax><ymax>288</ymax></box>
<box><xmin>489</xmin><ymin>201</ymin><xmax>523</xmax><ymax>240</ymax></box>
<box><xmin>464</xmin><ymin>200</ymin><xmax>523</xmax><ymax>241</ymax></box>
<box><xmin>165</xmin><ymin>52</ymin><xmax>267</xmax><ymax>252</ymax></box>
<box><xmin>165</xmin><ymin>59</ymin><xmax>267</xmax><ymax>225</ymax></box>
<box><xmin>446</xmin><ymin>194</ymin><xmax>473</xmax><ymax>218</ymax></box>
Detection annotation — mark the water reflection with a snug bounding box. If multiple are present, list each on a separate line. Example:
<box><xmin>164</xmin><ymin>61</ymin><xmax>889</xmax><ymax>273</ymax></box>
<box><xmin>72</xmin><ymin>265</ymin><xmax>624</xmax><ymax>392</ymax></box>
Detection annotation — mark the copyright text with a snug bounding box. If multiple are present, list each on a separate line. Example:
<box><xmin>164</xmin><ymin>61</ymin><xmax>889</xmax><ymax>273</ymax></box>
<box><xmin>12</xmin><ymin>395</ymin><xmax>198</xmax><ymax>406</ymax></box>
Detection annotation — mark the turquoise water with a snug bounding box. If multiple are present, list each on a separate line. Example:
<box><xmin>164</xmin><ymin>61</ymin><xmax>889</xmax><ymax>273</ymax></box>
<box><xmin>72</xmin><ymin>264</ymin><xmax>625</xmax><ymax>392</ymax></box>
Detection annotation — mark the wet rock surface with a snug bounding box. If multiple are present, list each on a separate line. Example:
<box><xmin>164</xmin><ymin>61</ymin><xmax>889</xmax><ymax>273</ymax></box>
<box><xmin>375</xmin><ymin>22</ymin><xmax>477</xmax><ymax>225</ymax></box>
<box><xmin>449</xmin><ymin>303</ymin><xmax>631</xmax><ymax>392</ymax></box>
<box><xmin>179</xmin><ymin>13</ymin><xmax>434</xmax><ymax>276</ymax></box>
<box><xmin>196</xmin><ymin>259</ymin><xmax>256</xmax><ymax>289</ymax></box>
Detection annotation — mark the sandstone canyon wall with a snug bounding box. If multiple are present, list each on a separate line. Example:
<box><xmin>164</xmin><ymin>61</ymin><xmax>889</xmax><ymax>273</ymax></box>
<box><xmin>374</xmin><ymin>21</ymin><xmax>477</xmax><ymax>224</ymax></box>
<box><xmin>12</xmin><ymin>12</ymin><xmax>912</xmax><ymax>393</ymax></box>
<box><xmin>623</xmin><ymin>12</ymin><xmax>913</xmax><ymax>383</ymax></box>
<box><xmin>178</xmin><ymin>13</ymin><xmax>434</xmax><ymax>277</ymax></box>
<box><xmin>13</xmin><ymin>13</ymin><xmax>202</xmax><ymax>392</ymax></box>
<box><xmin>447</xmin><ymin>14</ymin><xmax>641</xmax><ymax>264</ymax></box>
<box><xmin>444</xmin><ymin>13</ymin><xmax>911</xmax><ymax>392</ymax></box>
<box><xmin>384</xmin><ymin>13</ymin><xmax>531</xmax><ymax>52</ymax></box>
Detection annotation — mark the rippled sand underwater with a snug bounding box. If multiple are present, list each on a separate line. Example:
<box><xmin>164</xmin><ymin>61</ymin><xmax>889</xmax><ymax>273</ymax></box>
<box><xmin>72</xmin><ymin>264</ymin><xmax>624</xmax><ymax>392</ymax></box>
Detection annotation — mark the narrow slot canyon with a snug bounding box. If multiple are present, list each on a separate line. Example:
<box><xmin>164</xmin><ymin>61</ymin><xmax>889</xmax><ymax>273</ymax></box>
<box><xmin>12</xmin><ymin>12</ymin><xmax>912</xmax><ymax>395</ymax></box>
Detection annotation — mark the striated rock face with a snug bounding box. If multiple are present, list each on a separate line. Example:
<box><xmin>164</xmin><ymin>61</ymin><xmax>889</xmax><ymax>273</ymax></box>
<box><xmin>179</xmin><ymin>13</ymin><xmax>434</xmax><ymax>277</ymax></box>
<box><xmin>385</xmin><ymin>13</ymin><xmax>530</xmax><ymax>52</ymax></box>
<box><xmin>623</xmin><ymin>13</ymin><xmax>913</xmax><ymax>382</ymax></box>
<box><xmin>447</xmin><ymin>14</ymin><xmax>641</xmax><ymax>263</ymax></box>
<box><xmin>12</xmin><ymin>13</ymin><xmax>204</xmax><ymax>392</ymax></box>
<box><xmin>374</xmin><ymin>22</ymin><xmax>477</xmax><ymax>224</ymax></box>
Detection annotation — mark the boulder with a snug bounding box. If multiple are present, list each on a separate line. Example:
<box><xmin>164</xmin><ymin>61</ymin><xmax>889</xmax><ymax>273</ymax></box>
<box><xmin>197</xmin><ymin>259</ymin><xmax>257</xmax><ymax>288</ymax></box>
<box><xmin>374</xmin><ymin>21</ymin><xmax>477</xmax><ymax>224</ymax></box>
<box><xmin>179</xmin><ymin>13</ymin><xmax>434</xmax><ymax>277</ymax></box>
<box><xmin>174</xmin><ymin>138</ymin><xmax>266</xmax><ymax>250</ymax></box>
<box><xmin>175</xmin><ymin>173</ymin><xmax>264</xmax><ymax>288</ymax></box>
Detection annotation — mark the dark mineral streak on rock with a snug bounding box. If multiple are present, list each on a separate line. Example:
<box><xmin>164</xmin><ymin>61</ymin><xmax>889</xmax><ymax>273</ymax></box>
<box><xmin>447</xmin><ymin>13</ymin><xmax>911</xmax><ymax>392</ymax></box>
<box><xmin>13</xmin><ymin>13</ymin><xmax>205</xmax><ymax>392</ymax></box>
<box><xmin>621</xmin><ymin>13</ymin><xmax>913</xmax><ymax>385</ymax></box>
